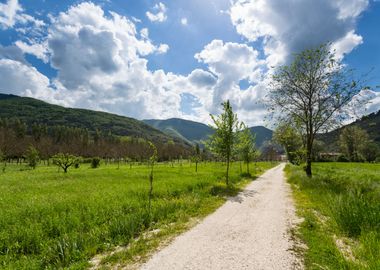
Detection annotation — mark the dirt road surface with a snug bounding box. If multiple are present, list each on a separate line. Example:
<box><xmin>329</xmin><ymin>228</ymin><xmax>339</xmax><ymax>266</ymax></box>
<box><xmin>140</xmin><ymin>163</ymin><xmax>302</xmax><ymax>270</ymax></box>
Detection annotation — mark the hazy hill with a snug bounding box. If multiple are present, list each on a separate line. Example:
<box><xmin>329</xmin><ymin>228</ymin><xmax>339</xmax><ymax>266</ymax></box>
<box><xmin>248</xmin><ymin>126</ymin><xmax>274</xmax><ymax>149</ymax></box>
<box><xmin>143</xmin><ymin>118</ymin><xmax>273</xmax><ymax>148</ymax></box>
<box><xmin>0</xmin><ymin>93</ymin><xmax>186</xmax><ymax>145</ymax></box>
<box><xmin>319</xmin><ymin>110</ymin><xmax>380</xmax><ymax>150</ymax></box>
<box><xmin>143</xmin><ymin>118</ymin><xmax>213</xmax><ymax>145</ymax></box>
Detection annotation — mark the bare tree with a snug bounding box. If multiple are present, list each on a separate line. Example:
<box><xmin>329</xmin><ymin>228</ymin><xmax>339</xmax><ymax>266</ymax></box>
<box><xmin>269</xmin><ymin>43</ymin><xmax>365</xmax><ymax>177</ymax></box>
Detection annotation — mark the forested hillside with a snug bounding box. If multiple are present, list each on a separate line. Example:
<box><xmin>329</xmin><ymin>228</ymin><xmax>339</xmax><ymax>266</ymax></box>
<box><xmin>319</xmin><ymin>110</ymin><xmax>380</xmax><ymax>150</ymax></box>
<box><xmin>0</xmin><ymin>94</ymin><xmax>191</xmax><ymax>161</ymax></box>
<box><xmin>0</xmin><ymin>94</ymin><xmax>184</xmax><ymax>145</ymax></box>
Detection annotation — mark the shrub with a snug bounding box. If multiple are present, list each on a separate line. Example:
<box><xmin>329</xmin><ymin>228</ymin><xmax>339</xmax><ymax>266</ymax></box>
<box><xmin>91</xmin><ymin>157</ymin><xmax>101</xmax><ymax>168</ymax></box>
<box><xmin>337</xmin><ymin>155</ymin><xmax>349</xmax><ymax>162</ymax></box>
<box><xmin>25</xmin><ymin>146</ymin><xmax>39</xmax><ymax>169</ymax></box>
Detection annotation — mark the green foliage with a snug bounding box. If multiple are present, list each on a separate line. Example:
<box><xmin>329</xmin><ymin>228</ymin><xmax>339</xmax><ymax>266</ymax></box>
<box><xmin>339</xmin><ymin>126</ymin><xmax>370</xmax><ymax>162</ymax></box>
<box><xmin>286</xmin><ymin>163</ymin><xmax>380</xmax><ymax>269</ymax></box>
<box><xmin>90</xmin><ymin>157</ymin><xmax>101</xmax><ymax>169</ymax></box>
<box><xmin>0</xmin><ymin>161</ymin><xmax>276</xmax><ymax>268</ymax></box>
<box><xmin>25</xmin><ymin>146</ymin><xmax>39</xmax><ymax>169</ymax></box>
<box><xmin>236</xmin><ymin>124</ymin><xmax>257</xmax><ymax>174</ymax></box>
<box><xmin>207</xmin><ymin>100</ymin><xmax>240</xmax><ymax>185</ymax></box>
<box><xmin>361</xmin><ymin>141</ymin><xmax>379</xmax><ymax>162</ymax></box>
<box><xmin>273</xmin><ymin>123</ymin><xmax>303</xmax><ymax>164</ymax></box>
<box><xmin>52</xmin><ymin>153</ymin><xmax>80</xmax><ymax>173</ymax></box>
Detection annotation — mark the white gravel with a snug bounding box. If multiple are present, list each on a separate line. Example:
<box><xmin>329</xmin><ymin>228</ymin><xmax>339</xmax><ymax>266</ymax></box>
<box><xmin>140</xmin><ymin>163</ymin><xmax>303</xmax><ymax>270</ymax></box>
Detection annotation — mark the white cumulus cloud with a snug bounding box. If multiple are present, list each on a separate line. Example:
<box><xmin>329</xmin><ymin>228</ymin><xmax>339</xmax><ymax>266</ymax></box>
<box><xmin>0</xmin><ymin>0</ymin><xmax>44</xmax><ymax>30</ymax></box>
<box><xmin>146</xmin><ymin>2</ymin><xmax>167</xmax><ymax>23</ymax></box>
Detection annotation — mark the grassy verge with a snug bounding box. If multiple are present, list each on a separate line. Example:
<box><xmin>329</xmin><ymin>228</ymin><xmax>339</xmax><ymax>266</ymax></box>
<box><xmin>286</xmin><ymin>163</ymin><xmax>380</xmax><ymax>269</ymax></box>
<box><xmin>0</xmin><ymin>161</ymin><xmax>276</xmax><ymax>269</ymax></box>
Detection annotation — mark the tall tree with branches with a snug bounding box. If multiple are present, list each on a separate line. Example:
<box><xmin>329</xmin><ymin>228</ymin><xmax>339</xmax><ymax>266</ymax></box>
<box><xmin>207</xmin><ymin>100</ymin><xmax>240</xmax><ymax>185</ymax></box>
<box><xmin>269</xmin><ymin>43</ymin><xmax>365</xmax><ymax>177</ymax></box>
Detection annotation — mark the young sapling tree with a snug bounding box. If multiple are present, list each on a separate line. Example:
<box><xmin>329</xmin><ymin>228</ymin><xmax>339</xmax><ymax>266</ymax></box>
<box><xmin>147</xmin><ymin>141</ymin><xmax>158</xmax><ymax>215</ymax></box>
<box><xmin>207</xmin><ymin>100</ymin><xmax>240</xmax><ymax>185</ymax></box>
<box><xmin>237</xmin><ymin>123</ymin><xmax>257</xmax><ymax>175</ymax></box>
<box><xmin>25</xmin><ymin>146</ymin><xmax>39</xmax><ymax>169</ymax></box>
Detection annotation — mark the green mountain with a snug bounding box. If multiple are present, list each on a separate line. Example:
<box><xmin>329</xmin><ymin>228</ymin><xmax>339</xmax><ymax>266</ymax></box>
<box><xmin>248</xmin><ymin>126</ymin><xmax>274</xmax><ymax>149</ymax></box>
<box><xmin>143</xmin><ymin>118</ymin><xmax>213</xmax><ymax>145</ymax></box>
<box><xmin>0</xmin><ymin>93</ymin><xmax>186</xmax><ymax>145</ymax></box>
<box><xmin>319</xmin><ymin>110</ymin><xmax>380</xmax><ymax>150</ymax></box>
<box><xmin>143</xmin><ymin>118</ymin><xmax>273</xmax><ymax>148</ymax></box>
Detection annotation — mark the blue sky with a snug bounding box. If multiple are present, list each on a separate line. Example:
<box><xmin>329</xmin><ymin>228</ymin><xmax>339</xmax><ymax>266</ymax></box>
<box><xmin>0</xmin><ymin>0</ymin><xmax>379</xmax><ymax>125</ymax></box>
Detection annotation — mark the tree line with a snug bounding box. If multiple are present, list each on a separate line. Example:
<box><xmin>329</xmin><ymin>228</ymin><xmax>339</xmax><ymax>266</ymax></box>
<box><xmin>0</xmin><ymin>117</ymin><xmax>192</xmax><ymax>165</ymax></box>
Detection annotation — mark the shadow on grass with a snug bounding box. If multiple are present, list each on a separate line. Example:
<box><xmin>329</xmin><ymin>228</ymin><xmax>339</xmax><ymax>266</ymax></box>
<box><xmin>210</xmin><ymin>184</ymin><xmax>241</xmax><ymax>197</ymax></box>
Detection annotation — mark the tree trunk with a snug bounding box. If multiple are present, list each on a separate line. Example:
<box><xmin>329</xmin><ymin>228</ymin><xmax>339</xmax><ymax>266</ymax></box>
<box><xmin>305</xmin><ymin>138</ymin><xmax>312</xmax><ymax>177</ymax></box>
<box><xmin>148</xmin><ymin>168</ymin><xmax>153</xmax><ymax>215</ymax></box>
<box><xmin>226</xmin><ymin>156</ymin><xmax>230</xmax><ymax>186</ymax></box>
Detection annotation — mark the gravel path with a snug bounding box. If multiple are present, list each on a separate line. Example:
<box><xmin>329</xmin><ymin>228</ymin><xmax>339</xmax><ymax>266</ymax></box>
<box><xmin>140</xmin><ymin>163</ymin><xmax>302</xmax><ymax>270</ymax></box>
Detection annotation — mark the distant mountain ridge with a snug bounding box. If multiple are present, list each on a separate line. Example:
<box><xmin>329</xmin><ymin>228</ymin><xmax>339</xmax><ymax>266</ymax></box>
<box><xmin>143</xmin><ymin>118</ymin><xmax>273</xmax><ymax>148</ymax></box>
<box><xmin>0</xmin><ymin>93</ymin><xmax>188</xmax><ymax>145</ymax></box>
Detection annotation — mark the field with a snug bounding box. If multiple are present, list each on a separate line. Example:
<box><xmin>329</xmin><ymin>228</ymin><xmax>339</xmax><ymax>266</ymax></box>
<box><xmin>286</xmin><ymin>163</ymin><xmax>380</xmax><ymax>269</ymax></box>
<box><xmin>0</xmin><ymin>161</ymin><xmax>276</xmax><ymax>269</ymax></box>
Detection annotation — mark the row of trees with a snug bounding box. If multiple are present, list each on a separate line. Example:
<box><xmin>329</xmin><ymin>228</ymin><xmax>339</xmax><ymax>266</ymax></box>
<box><xmin>273</xmin><ymin>122</ymin><xmax>379</xmax><ymax>164</ymax></box>
<box><xmin>0</xmin><ymin>118</ymin><xmax>192</xmax><ymax>164</ymax></box>
<box><xmin>207</xmin><ymin>101</ymin><xmax>260</xmax><ymax>185</ymax></box>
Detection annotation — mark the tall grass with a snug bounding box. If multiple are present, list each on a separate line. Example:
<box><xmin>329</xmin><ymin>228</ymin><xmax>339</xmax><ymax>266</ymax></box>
<box><xmin>286</xmin><ymin>162</ymin><xmax>380</xmax><ymax>269</ymax></box>
<box><xmin>0</xmin><ymin>161</ymin><xmax>275</xmax><ymax>269</ymax></box>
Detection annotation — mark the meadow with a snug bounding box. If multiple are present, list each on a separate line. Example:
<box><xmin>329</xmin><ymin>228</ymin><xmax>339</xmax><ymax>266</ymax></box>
<box><xmin>286</xmin><ymin>162</ymin><xmax>380</xmax><ymax>269</ymax></box>
<box><xmin>0</xmin><ymin>161</ymin><xmax>276</xmax><ymax>269</ymax></box>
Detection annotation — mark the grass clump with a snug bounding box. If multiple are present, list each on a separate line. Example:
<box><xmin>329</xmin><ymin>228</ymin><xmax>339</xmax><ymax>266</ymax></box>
<box><xmin>286</xmin><ymin>162</ymin><xmax>380</xmax><ymax>269</ymax></box>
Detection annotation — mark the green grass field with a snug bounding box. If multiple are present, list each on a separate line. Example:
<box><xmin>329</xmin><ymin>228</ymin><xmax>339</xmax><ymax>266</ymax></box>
<box><xmin>286</xmin><ymin>162</ymin><xmax>380</xmax><ymax>269</ymax></box>
<box><xmin>0</xmin><ymin>161</ymin><xmax>276</xmax><ymax>269</ymax></box>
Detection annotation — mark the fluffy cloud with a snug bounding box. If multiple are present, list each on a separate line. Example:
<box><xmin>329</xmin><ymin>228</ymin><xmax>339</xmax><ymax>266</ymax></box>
<box><xmin>15</xmin><ymin>40</ymin><xmax>48</xmax><ymax>62</ymax></box>
<box><xmin>146</xmin><ymin>2</ymin><xmax>167</xmax><ymax>23</ymax></box>
<box><xmin>0</xmin><ymin>0</ymin><xmax>21</xmax><ymax>28</ymax></box>
<box><xmin>0</xmin><ymin>44</ymin><xmax>26</xmax><ymax>63</ymax></box>
<box><xmin>181</xmin><ymin>17</ymin><xmax>188</xmax><ymax>26</ymax></box>
<box><xmin>0</xmin><ymin>0</ymin><xmax>44</xmax><ymax>30</ymax></box>
<box><xmin>229</xmin><ymin>0</ymin><xmax>368</xmax><ymax>65</ymax></box>
<box><xmin>0</xmin><ymin>59</ymin><xmax>53</xmax><ymax>100</ymax></box>
<box><xmin>46</xmin><ymin>2</ymin><xmax>168</xmax><ymax>90</ymax></box>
